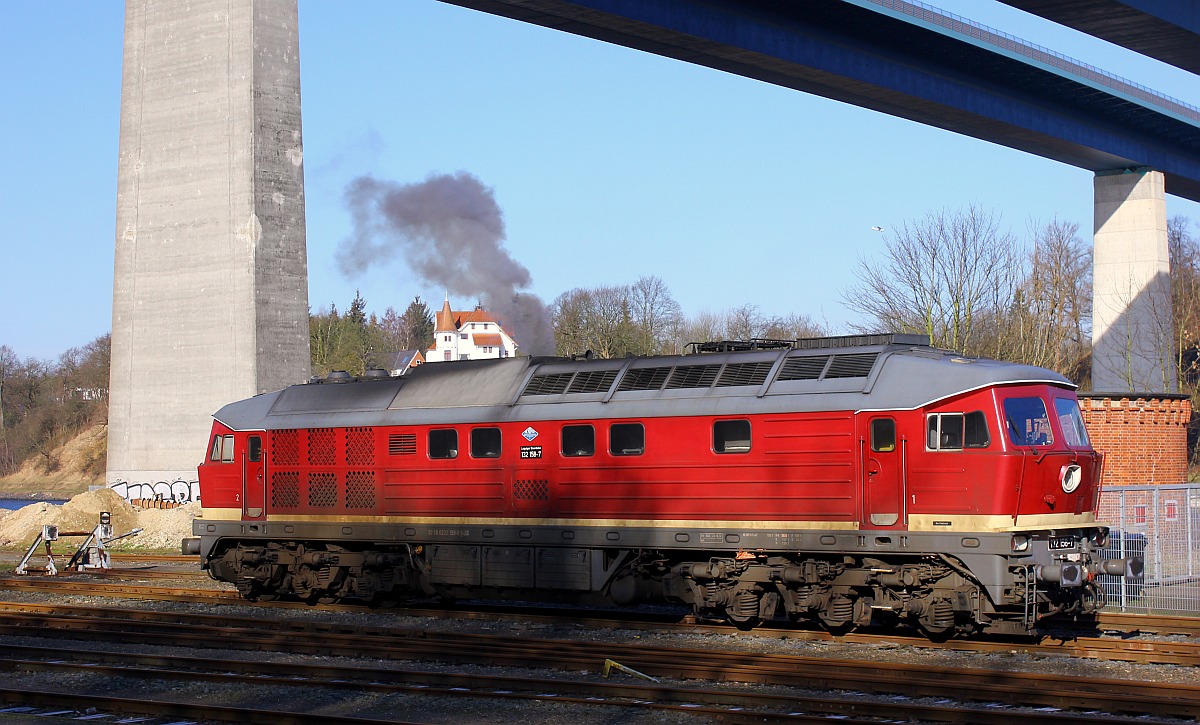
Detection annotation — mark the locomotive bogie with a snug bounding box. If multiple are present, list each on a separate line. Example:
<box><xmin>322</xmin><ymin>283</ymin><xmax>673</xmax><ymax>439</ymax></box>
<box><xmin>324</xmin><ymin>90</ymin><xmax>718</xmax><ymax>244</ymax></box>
<box><xmin>191</xmin><ymin>335</ymin><xmax>1138</xmax><ymax>635</ymax></box>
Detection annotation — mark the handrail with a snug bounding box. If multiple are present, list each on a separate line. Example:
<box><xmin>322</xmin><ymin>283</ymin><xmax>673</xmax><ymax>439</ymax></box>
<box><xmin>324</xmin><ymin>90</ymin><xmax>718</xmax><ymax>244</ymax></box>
<box><xmin>862</xmin><ymin>0</ymin><xmax>1200</xmax><ymax>124</ymax></box>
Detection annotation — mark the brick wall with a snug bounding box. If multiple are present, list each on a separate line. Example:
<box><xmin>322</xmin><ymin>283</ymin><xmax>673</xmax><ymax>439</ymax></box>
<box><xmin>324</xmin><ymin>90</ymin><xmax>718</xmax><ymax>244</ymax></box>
<box><xmin>1079</xmin><ymin>394</ymin><xmax>1192</xmax><ymax>487</ymax></box>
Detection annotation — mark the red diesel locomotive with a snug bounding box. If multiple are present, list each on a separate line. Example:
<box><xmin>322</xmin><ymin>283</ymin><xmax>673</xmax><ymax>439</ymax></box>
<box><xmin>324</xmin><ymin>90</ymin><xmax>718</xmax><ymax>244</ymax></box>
<box><xmin>186</xmin><ymin>334</ymin><xmax>1140</xmax><ymax>636</ymax></box>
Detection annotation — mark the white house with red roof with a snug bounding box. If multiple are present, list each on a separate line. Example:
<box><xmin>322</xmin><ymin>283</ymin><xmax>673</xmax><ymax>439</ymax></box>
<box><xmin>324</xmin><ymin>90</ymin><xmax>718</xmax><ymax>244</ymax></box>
<box><xmin>427</xmin><ymin>297</ymin><xmax>519</xmax><ymax>362</ymax></box>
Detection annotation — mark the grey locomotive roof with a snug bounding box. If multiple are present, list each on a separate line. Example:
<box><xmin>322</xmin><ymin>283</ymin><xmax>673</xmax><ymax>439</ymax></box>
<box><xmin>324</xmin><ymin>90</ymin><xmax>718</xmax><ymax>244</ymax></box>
<box><xmin>213</xmin><ymin>336</ymin><xmax>1074</xmax><ymax>431</ymax></box>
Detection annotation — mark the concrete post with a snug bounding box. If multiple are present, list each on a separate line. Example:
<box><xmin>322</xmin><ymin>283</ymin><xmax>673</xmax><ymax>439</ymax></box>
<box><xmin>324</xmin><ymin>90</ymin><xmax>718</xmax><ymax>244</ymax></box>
<box><xmin>1091</xmin><ymin>168</ymin><xmax>1176</xmax><ymax>394</ymax></box>
<box><xmin>107</xmin><ymin>0</ymin><xmax>310</xmax><ymax>496</ymax></box>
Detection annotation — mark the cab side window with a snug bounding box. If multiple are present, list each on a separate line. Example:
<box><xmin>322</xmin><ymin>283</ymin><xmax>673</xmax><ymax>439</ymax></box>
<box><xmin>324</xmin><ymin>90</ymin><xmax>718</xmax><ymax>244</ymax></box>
<box><xmin>927</xmin><ymin>412</ymin><xmax>989</xmax><ymax>451</ymax></box>
<box><xmin>210</xmin><ymin>434</ymin><xmax>235</xmax><ymax>463</ymax></box>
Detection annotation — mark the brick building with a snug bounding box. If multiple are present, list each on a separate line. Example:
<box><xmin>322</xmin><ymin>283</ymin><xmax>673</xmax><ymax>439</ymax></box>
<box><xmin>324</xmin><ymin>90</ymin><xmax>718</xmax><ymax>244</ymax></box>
<box><xmin>1079</xmin><ymin>393</ymin><xmax>1192</xmax><ymax>486</ymax></box>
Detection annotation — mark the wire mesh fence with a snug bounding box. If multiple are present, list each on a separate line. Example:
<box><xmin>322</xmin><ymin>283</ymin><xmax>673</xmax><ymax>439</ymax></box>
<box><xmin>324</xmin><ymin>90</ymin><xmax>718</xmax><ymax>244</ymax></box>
<box><xmin>1097</xmin><ymin>484</ymin><xmax>1200</xmax><ymax>614</ymax></box>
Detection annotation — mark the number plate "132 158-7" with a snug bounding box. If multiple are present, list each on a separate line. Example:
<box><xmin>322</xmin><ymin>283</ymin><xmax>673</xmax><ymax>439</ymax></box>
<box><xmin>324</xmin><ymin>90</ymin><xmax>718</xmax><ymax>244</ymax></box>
<box><xmin>1048</xmin><ymin>537</ymin><xmax>1076</xmax><ymax>550</ymax></box>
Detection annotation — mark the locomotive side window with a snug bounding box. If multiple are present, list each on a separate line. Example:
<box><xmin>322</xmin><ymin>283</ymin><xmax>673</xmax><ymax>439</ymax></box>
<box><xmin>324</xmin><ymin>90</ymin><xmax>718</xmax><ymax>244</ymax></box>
<box><xmin>713</xmin><ymin>419</ymin><xmax>751</xmax><ymax>454</ymax></box>
<box><xmin>248</xmin><ymin>436</ymin><xmax>262</xmax><ymax>463</ymax></box>
<box><xmin>429</xmin><ymin>429</ymin><xmax>458</xmax><ymax>459</ymax></box>
<box><xmin>1054</xmin><ymin>398</ymin><xmax>1090</xmax><ymax>447</ymax></box>
<box><xmin>562</xmin><ymin>425</ymin><xmax>595</xmax><ymax>457</ymax></box>
<box><xmin>470</xmin><ymin>427</ymin><xmax>502</xmax><ymax>458</ymax></box>
<box><xmin>1003</xmin><ymin>397</ymin><xmax>1053</xmax><ymax>446</ymax></box>
<box><xmin>610</xmin><ymin>423</ymin><xmax>645</xmax><ymax>456</ymax></box>
<box><xmin>926</xmin><ymin>412</ymin><xmax>990</xmax><ymax>451</ymax></box>
<box><xmin>210</xmin><ymin>434</ymin><xmax>235</xmax><ymax>463</ymax></box>
<box><xmin>870</xmin><ymin>419</ymin><xmax>896</xmax><ymax>453</ymax></box>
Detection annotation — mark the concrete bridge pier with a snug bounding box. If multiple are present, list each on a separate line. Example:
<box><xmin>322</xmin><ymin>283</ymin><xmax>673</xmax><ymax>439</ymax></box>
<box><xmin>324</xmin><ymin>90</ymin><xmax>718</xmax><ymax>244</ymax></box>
<box><xmin>1091</xmin><ymin>168</ymin><xmax>1177</xmax><ymax>394</ymax></box>
<box><xmin>106</xmin><ymin>0</ymin><xmax>311</xmax><ymax>499</ymax></box>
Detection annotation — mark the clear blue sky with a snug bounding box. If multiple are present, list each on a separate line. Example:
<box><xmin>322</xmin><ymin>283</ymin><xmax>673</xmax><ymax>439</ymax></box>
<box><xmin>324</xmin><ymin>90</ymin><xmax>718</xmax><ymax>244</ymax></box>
<box><xmin>2</xmin><ymin>0</ymin><xmax>1198</xmax><ymax>361</ymax></box>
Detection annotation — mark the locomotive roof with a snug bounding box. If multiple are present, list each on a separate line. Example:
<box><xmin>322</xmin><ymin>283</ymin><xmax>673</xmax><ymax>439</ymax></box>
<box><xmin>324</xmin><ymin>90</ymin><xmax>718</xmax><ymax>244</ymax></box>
<box><xmin>212</xmin><ymin>335</ymin><xmax>1075</xmax><ymax>431</ymax></box>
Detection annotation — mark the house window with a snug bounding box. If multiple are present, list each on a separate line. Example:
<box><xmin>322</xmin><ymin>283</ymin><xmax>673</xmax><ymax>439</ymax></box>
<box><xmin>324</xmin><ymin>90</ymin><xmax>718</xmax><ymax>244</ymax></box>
<box><xmin>713</xmin><ymin>420</ymin><xmax>751</xmax><ymax>454</ymax></box>
<box><xmin>471</xmin><ymin>427</ymin><xmax>502</xmax><ymax>458</ymax></box>
<box><xmin>1133</xmin><ymin>504</ymin><xmax>1147</xmax><ymax>526</ymax></box>
<box><xmin>610</xmin><ymin>423</ymin><xmax>644</xmax><ymax>456</ymax></box>
<box><xmin>460</xmin><ymin>333</ymin><xmax>468</xmax><ymax>340</ymax></box>
<box><xmin>562</xmin><ymin>425</ymin><xmax>594</xmax><ymax>457</ymax></box>
<box><xmin>1165</xmin><ymin>500</ymin><xmax>1179</xmax><ymax>521</ymax></box>
<box><xmin>429</xmin><ymin>429</ymin><xmax>458</xmax><ymax>459</ymax></box>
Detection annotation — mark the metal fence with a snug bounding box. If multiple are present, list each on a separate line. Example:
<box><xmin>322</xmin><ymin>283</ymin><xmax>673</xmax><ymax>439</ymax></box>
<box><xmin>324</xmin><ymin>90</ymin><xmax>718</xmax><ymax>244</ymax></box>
<box><xmin>1096</xmin><ymin>484</ymin><xmax>1200</xmax><ymax>614</ymax></box>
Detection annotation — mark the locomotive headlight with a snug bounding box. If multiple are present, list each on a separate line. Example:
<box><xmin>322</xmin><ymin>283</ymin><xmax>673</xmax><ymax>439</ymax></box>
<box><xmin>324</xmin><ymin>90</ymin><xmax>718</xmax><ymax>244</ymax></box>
<box><xmin>1061</xmin><ymin>464</ymin><xmax>1082</xmax><ymax>494</ymax></box>
<box><xmin>1011</xmin><ymin>534</ymin><xmax>1030</xmax><ymax>552</ymax></box>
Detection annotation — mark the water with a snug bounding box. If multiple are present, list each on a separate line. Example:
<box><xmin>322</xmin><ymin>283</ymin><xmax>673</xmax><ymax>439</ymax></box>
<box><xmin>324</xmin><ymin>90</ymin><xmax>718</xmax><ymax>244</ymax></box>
<box><xmin>0</xmin><ymin>499</ymin><xmax>66</xmax><ymax>511</ymax></box>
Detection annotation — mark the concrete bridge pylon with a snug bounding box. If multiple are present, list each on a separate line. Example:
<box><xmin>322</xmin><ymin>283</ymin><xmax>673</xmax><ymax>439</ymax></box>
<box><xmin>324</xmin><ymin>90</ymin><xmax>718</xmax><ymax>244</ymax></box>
<box><xmin>1091</xmin><ymin>168</ymin><xmax>1177</xmax><ymax>394</ymax></box>
<box><xmin>107</xmin><ymin>0</ymin><xmax>311</xmax><ymax>497</ymax></box>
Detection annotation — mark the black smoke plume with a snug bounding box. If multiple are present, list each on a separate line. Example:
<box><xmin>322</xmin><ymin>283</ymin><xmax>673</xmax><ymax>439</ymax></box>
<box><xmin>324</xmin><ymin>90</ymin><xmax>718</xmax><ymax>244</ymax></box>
<box><xmin>338</xmin><ymin>172</ymin><xmax>554</xmax><ymax>356</ymax></box>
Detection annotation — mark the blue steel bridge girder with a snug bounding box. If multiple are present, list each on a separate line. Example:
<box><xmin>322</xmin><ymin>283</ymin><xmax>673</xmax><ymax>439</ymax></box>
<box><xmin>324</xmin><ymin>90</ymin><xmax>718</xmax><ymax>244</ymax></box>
<box><xmin>439</xmin><ymin>0</ymin><xmax>1200</xmax><ymax>202</ymax></box>
<box><xmin>999</xmin><ymin>0</ymin><xmax>1200</xmax><ymax>74</ymax></box>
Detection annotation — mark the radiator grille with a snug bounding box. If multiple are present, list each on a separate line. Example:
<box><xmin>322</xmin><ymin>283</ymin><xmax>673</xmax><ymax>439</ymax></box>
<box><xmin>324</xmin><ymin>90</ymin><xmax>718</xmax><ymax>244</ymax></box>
<box><xmin>308</xmin><ymin>428</ymin><xmax>336</xmax><ymax>466</ymax></box>
<box><xmin>270</xmin><ymin>471</ymin><xmax>300</xmax><ymax>508</ymax></box>
<box><xmin>514</xmin><ymin>479</ymin><xmax>549</xmax><ymax>501</ymax></box>
<box><xmin>346</xmin><ymin>471</ymin><xmax>376</xmax><ymax>509</ymax></box>
<box><xmin>346</xmin><ymin>427</ymin><xmax>374</xmax><ymax>466</ymax></box>
<box><xmin>271</xmin><ymin>429</ymin><xmax>300</xmax><ymax>466</ymax></box>
<box><xmin>308</xmin><ymin>472</ymin><xmax>338</xmax><ymax>508</ymax></box>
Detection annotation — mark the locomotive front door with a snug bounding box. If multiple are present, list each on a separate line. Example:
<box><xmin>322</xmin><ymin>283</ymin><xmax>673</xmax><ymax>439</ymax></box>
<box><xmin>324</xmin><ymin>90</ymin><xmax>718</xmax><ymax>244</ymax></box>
<box><xmin>243</xmin><ymin>434</ymin><xmax>266</xmax><ymax>520</ymax></box>
<box><xmin>862</xmin><ymin>416</ymin><xmax>903</xmax><ymax>528</ymax></box>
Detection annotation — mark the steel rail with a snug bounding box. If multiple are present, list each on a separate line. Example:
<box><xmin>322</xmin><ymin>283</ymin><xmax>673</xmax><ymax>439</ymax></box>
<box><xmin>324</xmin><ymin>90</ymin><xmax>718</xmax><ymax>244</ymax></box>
<box><xmin>0</xmin><ymin>602</ymin><xmax>1195</xmax><ymax>720</ymax></box>
<box><xmin>0</xmin><ymin>642</ymin><xmax>1098</xmax><ymax>725</ymax></box>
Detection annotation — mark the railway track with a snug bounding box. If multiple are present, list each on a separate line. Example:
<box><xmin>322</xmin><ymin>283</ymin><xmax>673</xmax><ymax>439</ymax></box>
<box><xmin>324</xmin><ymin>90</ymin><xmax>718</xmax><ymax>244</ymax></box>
<box><xmin>2</xmin><ymin>575</ymin><xmax>1197</xmax><ymax>667</ymax></box>
<box><xmin>0</xmin><ymin>600</ymin><xmax>1195</xmax><ymax>723</ymax></box>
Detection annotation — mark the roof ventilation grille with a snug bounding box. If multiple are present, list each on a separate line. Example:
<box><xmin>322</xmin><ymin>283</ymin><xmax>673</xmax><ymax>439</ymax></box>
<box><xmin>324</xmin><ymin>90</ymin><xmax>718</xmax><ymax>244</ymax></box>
<box><xmin>568</xmin><ymin>369</ymin><xmax>618</xmax><ymax>394</ymax></box>
<box><xmin>716</xmin><ymin>361</ymin><xmax>775</xmax><ymax>387</ymax></box>
<box><xmin>824</xmin><ymin>352</ymin><xmax>879</xmax><ymax>379</ymax></box>
<box><xmin>523</xmin><ymin>372</ymin><xmax>573</xmax><ymax>396</ymax></box>
<box><xmin>777</xmin><ymin>355</ymin><xmax>830</xmax><ymax>381</ymax></box>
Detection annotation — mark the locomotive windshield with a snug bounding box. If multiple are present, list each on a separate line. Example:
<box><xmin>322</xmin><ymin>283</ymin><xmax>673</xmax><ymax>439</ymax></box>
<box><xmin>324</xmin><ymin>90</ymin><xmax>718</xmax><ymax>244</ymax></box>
<box><xmin>1054</xmin><ymin>398</ymin><xmax>1091</xmax><ymax>447</ymax></box>
<box><xmin>1003</xmin><ymin>397</ymin><xmax>1053</xmax><ymax>446</ymax></box>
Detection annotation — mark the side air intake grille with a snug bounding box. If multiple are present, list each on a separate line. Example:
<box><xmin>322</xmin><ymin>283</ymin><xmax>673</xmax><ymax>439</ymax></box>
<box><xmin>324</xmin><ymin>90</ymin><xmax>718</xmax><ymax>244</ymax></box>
<box><xmin>618</xmin><ymin>367</ymin><xmax>671</xmax><ymax>391</ymax></box>
<box><xmin>666</xmin><ymin>364</ymin><xmax>720</xmax><ymax>389</ymax></box>
<box><xmin>777</xmin><ymin>356</ymin><xmax>830</xmax><ymax>381</ymax></box>
<box><xmin>716</xmin><ymin>361</ymin><xmax>775</xmax><ymax>387</ymax></box>
<box><xmin>825</xmin><ymin>353</ymin><xmax>879</xmax><ymax>379</ymax></box>
<box><xmin>523</xmin><ymin>372</ymin><xmax>572</xmax><ymax>396</ymax></box>
<box><xmin>388</xmin><ymin>434</ymin><xmax>417</xmax><ymax>456</ymax></box>
<box><xmin>567</xmin><ymin>370</ymin><xmax>618</xmax><ymax>394</ymax></box>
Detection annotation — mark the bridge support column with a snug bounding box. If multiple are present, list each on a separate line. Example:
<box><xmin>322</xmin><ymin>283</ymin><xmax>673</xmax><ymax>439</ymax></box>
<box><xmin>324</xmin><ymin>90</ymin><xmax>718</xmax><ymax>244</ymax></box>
<box><xmin>107</xmin><ymin>0</ymin><xmax>311</xmax><ymax>498</ymax></box>
<box><xmin>1091</xmin><ymin>168</ymin><xmax>1176</xmax><ymax>393</ymax></box>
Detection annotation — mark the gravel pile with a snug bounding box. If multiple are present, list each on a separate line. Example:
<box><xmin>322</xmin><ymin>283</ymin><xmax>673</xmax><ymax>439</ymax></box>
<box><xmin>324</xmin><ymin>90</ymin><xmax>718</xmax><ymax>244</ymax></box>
<box><xmin>0</xmin><ymin>487</ymin><xmax>196</xmax><ymax>551</ymax></box>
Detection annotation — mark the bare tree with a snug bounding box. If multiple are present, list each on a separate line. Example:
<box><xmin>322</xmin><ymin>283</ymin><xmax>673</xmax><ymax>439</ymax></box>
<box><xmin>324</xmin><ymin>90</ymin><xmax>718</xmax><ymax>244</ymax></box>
<box><xmin>628</xmin><ymin>275</ymin><xmax>682</xmax><ymax>355</ymax></box>
<box><xmin>997</xmin><ymin>219</ymin><xmax>1092</xmax><ymax>381</ymax></box>
<box><xmin>842</xmin><ymin>205</ymin><xmax>1021</xmax><ymax>355</ymax></box>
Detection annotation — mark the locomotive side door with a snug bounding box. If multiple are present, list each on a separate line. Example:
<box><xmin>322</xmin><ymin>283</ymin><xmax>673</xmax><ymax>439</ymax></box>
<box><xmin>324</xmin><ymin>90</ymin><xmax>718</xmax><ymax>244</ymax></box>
<box><xmin>243</xmin><ymin>434</ymin><xmax>266</xmax><ymax>520</ymax></box>
<box><xmin>862</xmin><ymin>416</ymin><xmax>903</xmax><ymax>528</ymax></box>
